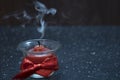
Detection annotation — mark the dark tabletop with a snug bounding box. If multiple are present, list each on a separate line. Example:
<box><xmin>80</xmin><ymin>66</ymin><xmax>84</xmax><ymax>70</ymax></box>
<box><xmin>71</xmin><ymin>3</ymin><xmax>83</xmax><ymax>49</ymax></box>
<box><xmin>0</xmin><ymin>25</ymin><xmax>120</xmax><ymax>80</ymax></box>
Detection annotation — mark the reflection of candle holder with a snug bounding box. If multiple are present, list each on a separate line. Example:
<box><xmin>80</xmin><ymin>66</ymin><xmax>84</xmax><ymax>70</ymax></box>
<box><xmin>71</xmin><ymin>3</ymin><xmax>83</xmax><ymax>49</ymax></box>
<box><xmin>17</xmin><ymin>39</ymin><xmax>60</xmax><ymax>78</ymax></box>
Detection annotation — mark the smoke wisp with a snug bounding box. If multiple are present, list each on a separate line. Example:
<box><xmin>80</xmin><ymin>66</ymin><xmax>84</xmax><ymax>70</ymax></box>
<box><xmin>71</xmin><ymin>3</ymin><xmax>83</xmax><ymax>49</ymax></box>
<box><xmin>3</xmin><ymin>0</ymin><xmax>57</xmax><ymax>39</ymax></box>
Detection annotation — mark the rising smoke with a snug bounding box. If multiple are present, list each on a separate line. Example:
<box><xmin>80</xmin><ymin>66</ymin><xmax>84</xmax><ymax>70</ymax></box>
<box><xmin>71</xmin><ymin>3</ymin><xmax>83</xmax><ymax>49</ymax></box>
<box><xmin>3</xmin><ymin>0</ymin><xmax>57</xmax><ymax>39</ymax></box>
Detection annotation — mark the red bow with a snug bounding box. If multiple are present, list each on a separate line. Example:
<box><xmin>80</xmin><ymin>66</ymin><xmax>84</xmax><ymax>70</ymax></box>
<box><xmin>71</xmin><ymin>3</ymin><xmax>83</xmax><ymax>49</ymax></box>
<box><xmin>13</xmin><ymin>55</ymin><xmax>59</xmax><ymax>80</ymax></box>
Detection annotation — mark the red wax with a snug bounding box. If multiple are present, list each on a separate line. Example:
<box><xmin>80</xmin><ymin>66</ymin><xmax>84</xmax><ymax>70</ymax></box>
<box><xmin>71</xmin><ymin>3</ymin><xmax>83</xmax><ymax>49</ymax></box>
<box><xmin>26</xmin><ymin>53</ymin><xmax>55</xmax><ymax>64</ymax></box>
<box><xmin>26</xmin><ymin>45</ymin><xmax>55</xmax><ymax>63</ymax></box>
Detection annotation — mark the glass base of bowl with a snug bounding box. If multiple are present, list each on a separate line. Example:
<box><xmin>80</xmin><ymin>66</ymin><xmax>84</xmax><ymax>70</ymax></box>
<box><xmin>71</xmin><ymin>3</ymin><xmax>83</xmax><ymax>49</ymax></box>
<box><xmin>30</xmin><ymin>72</ymin><xmax>54</xmax><ymax>78</ymax></box>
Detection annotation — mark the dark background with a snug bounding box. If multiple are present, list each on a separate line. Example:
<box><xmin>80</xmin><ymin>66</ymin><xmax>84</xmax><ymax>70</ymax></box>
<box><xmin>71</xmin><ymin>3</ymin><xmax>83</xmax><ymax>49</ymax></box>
<box><xmin>0</xmin><ymin>0</ymin><xmax>120</xmax><ymax>25</ymax></box>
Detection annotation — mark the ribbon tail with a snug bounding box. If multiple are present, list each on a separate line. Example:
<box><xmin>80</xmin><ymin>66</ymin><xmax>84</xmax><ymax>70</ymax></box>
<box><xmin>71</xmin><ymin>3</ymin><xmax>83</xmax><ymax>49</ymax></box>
<box><xmin>13</xmin><ymin>65</ymin><xmax>40</xmax><ymax>80</ymax></box>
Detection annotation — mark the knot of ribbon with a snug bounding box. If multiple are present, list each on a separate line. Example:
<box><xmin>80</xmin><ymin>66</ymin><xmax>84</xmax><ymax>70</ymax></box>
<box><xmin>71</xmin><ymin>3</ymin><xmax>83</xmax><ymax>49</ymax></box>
<box><xmin>13</xmin><ymin>55</ymin><xmax>59</xmax><ymax>80</ymax></box>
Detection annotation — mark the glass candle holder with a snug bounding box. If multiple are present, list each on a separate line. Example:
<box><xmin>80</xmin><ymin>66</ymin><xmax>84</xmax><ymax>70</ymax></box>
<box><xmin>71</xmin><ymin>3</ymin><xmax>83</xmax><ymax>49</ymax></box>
<box><xmin>17</xmin><ymin>39</ymin><xmax>60</xmax><ymax>78</ymax></box>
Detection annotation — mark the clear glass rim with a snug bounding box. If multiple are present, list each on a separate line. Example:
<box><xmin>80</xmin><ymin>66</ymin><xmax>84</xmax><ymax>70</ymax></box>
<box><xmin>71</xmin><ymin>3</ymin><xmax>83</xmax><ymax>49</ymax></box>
<box><xmin>18</xmin><ymin>39</ymin><xmax>61</xmax><ymax>54</ymax></box>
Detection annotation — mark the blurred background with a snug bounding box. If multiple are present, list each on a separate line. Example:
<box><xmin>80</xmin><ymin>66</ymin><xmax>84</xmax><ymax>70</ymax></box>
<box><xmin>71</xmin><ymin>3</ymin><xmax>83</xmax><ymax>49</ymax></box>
<box><xmin>0</xmin><ymin>0</ymin><xmax>120</xmax><ymax>26</ymax></box>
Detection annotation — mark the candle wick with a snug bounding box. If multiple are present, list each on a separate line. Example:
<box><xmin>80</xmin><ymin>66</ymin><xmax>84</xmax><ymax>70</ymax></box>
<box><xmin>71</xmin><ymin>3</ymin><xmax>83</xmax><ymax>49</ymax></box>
<box><xmin>37</xmin><ymin>41</ymin><xmax>40</xmax><ymax>46</ymax></box>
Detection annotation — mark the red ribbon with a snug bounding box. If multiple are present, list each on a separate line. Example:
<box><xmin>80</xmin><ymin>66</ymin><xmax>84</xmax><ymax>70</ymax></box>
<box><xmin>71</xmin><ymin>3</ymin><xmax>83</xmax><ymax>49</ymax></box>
<box><xmin>13</xmin><ymin>55</ymin><xmax>59</xmax><ymax>80</ymax></box>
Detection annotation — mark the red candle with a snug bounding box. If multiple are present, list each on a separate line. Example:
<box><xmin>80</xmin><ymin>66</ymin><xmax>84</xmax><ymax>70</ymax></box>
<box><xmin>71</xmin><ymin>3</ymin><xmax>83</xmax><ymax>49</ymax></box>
<box><xmin>26</xmin><ymin>45</ymin><xmax>55</xmax><ymax>64</ymax></box>
<box><xmin>23</xmin><ymin>45</ymin><xmax>58</xmax><ymax>78</ymax></box>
